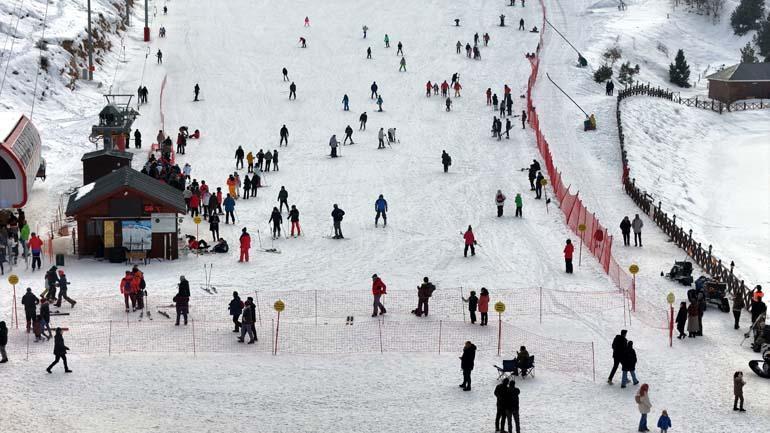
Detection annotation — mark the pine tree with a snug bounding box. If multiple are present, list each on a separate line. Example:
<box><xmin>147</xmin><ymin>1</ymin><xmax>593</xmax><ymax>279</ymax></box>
<box><xmin>755</xmin><ymin>13</ymin><xmax>770</xmax><ymax>61</ymax></box>
<box><xmin>740</xmin><ymin>42</ymin><xmax>759</xmax><ymax>63</ymax></box>
<box><xmin>730</xmin><ymin>0</ymin><xmax>765</xmax><ymax>36</ymax></box>
<box><xmin>669</xmin><ymin>49</ymin><xmax>691</xmax><ymax>88</ymax></box>
<box><xmin>617</xmin><ymin>62</ymin><xmax>640</xmax><ymax>86</ymax></box>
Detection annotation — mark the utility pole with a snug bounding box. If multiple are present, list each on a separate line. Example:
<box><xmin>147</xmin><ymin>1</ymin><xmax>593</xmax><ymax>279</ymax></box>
<box><xmin>87</xmin><ymin>0</ymin><xmax>94</xmax><ymax>80</ymax></box>
<box><xmin>144</xmin><ymin>0</ymin><xmax>150</xmax><ymax>41</ymax></box>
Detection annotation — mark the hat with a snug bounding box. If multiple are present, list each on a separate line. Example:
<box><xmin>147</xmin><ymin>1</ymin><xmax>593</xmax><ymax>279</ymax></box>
<box><xmin>372</xmin><ymin>274</ymin><xmax>378</xmax><ymax>279</ymax></box>
<box><xmin>58</xmin><ymin>270</ymin><xmax>64</xmax><ymax>276</ymax></box>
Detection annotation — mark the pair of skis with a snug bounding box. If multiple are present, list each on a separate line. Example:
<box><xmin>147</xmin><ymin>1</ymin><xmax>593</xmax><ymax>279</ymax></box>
<box><xmin>138</xmin><ymin>291</ymin><xmax>153</xmax><ymax>321</ymax></box>
<box><xmin>257</xmin><ymin>230</ymin><xmax>281</xmax><ymax>254</ymax></box>
<box><xmin>201</xmin><ymin>264</ymin><xmax>218</xmax><ymax>294</ymax></box>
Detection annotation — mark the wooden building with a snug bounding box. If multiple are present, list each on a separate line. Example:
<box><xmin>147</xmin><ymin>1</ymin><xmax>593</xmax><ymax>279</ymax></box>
<box><xmin>65</xmin><ymin>166</ymin><xmax>185</xmax><ymax>262</ymax></box>
<box><xmin>706</xmin><ymin>63</ymin><xmax>770</xmax><ymax>104</ymax></box>
<box><xmin>81</xmin><ymin>149</ymin><xmax>133</xmax><ymax>184</ymax></box>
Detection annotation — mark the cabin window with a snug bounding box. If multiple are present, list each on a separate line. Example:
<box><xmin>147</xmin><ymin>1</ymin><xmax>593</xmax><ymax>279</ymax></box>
<box><xmin>0</xmin><ymin>156</ymin><xmax>16</xmax><ymax>179</ymax></box>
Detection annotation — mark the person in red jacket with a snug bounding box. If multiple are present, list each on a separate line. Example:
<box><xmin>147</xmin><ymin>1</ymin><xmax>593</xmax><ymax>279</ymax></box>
<box><xmin>371</xmin><ymin>274</ymin><xmax>387</xmax><ymax>317</ymax></box>
<box><xmin>504</xmin><ymin>84</ymin><xmax>511</xmax><ymax>97</ymax></box>
<box><xmin>29</xmin><ymin>233</ymin><xmax>44</xmax><ymax>271</ymax></box>
<box><xmin>239</xmin><ymin>228</ymin><xmax>251</xmax><ymax>262</ymax></box>
<box><xmin>463</xmin><ymin>225</ymin><xmax>476</xmax><ymax>257</ymax></box>
<box><xmin>486</xmin><ymin>88</ymin><xmax>492</xmax><ymax>105</ymax></box>
<box><xmin>120</xmin><ymin>271</ymin><xmax>134</xmax><ymax>312</ymax></box>
<box><xmin>564</xmin><ymin>239</ymin><xmax>575</xmax><ymax>273</ymax></box>
<box><xmin>189</xmin><ymin>193</ymin><xmax>200</xmax><ymax>217</ymax></box>
<box><xmin>441</xmin><ymin>81</ymin><xmax>450</xmax><ymax>97</ymax></box>
<box><xmin>425</xmin><ymin>81</ymin><xmax>432</xmax><ymax>97</ymax></box>
<box><xmin>453</xmin><ymin>81</ymin><xmax>462</xmax><ymax>97</ymax></box>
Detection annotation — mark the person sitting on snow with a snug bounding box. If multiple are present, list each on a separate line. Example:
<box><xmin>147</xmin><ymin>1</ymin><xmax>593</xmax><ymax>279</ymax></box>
<box><xmin>186</xmin><ymin>236</ymin><xmax>209</xmax><ymax>252</ymax></box>
<box><xmin>212</xmin><ymin>238</ymin><xmax>229</xmax><ymax>253</ymax></box>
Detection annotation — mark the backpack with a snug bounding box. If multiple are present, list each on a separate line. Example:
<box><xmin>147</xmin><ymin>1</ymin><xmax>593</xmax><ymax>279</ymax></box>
<box><xmin>428</xmin><ymin>283</ymin><xmax>436</xmax><ymax>296</ymax></box>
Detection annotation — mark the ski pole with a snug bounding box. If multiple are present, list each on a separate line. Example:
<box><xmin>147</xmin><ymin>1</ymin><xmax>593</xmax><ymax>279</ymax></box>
<box><xmin>257</xmin><ymin>230</ymin><xmax>264</xmax><ymax>249</ymax></box>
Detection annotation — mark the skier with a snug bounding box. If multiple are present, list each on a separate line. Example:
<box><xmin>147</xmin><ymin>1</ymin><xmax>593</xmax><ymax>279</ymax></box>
<box><xmin>21</xmin><ymin>287</ymin><xmax>39</xmax><ymax>332</ymax></box>
<box><xmin>362</xmin><ymin>25</ymin><xmax>368</xmax><ymax>38</ymax></box>
<box><xmin>163</xmin><ymin>5</ymin><xmax>167</xmax><ymax>14</ymax></box>
<box><xmin>359</xmin><ymin>112</ymin><xmax>368</xmax><ymax>130</ymax></box>
<box><xmin>304</xmin><ymin>16</ymin><xmax>310</xmax><ymax>27</ymax></box>
<box><xmin>342</xmin><ymin>94</ymin><xmax>350</xmax><ymax>111</ymax></box>
<box><xmin>235</xmin><ymin>146</ymin><xmax>245</xmax><ymax>169</ymax></box>
<box><xmin>505</xmin><ymin>118</ymin><xmax>512</xmax><ymax>139</ymax></box>
<box><xmin>515</xmin><ymin>193</ymin><xmax>523</xmax><ymax>217</ymax></box>
<box><xmin>459</xmin><ymin>341</ymin><xmax>476</xmax><ymax>391</ymax></box>
<box><xmin>371</xmin><ymin>274</ymin><xmax>387</xmax><ymax>316</ymax></box>
<box><xmin>288</xmin><ymin>205</ymin><xmax>301</xmax><ymax>237</ymax></box>
<box><xmin>441</xmin><ymin>81</ymin><xmax>449</xmax><ymax>97</ymax></box>
<box><xmin>399</xmin><ymin>57</ymin><xmax>406</xmax><ymax>72</ymax></box>
<box><xmin>456</xmin><ymin>41</ymin><xmax>462</xmax><ymax>54</ymax></box>
<box><xmin>608</xmin><ymin>329</ymin><xmax>628</xmax><ymax>384</ymax></box>
<box><xmin>278</xmin><ymin>186</ymin><xmax>289</xmax><ymax>213</ymax></box>
<box><xmin>453</xmin><ymin>81</ymin><xmax>462</xmax><ymax>97</ymax></box>
<box><xmin>55</xmin><ymin>270</ymin><xmax>76</xmax><ymax>308</ymax></box>
<box><xmin>223</xmin><ymin>194</ymin><xmax>236</xmax><ymax>224</ymax></box>
<box><xmin>465</xmin><ymin>43</ymin><xmax>472</xmax><ymax>58</ymax></box>
<box><xmin>299</xmin><ymin>37</ymin><xmax>306</xmax><ymax>48</ymax></box>
<box><xmin>329</xmin><ymin>134</ymin><xmax>339</xmax><ymax>158</ymax></box>
<box><xmin>280</xmin><ymin>125</ymin><xmax>289</xmax><ymax>146</ymax></box>
<box><xmin>441</xmin><ymin>150</ymin><xmax>452</xmax><ymax>172</ymax></box>
<box><xmin>367</xmin><ymin>47</ymin><xmax>372</xmax><ymax>59</ymax></box>
<box><xmin>46</xmin><ymin>328</ymin><xmax>71</xmax><ymax>374</ymax></box>
<box><xmin>156</xmin><ymin>49</ymin><xmax>162</xmax><ymax>64</ymax></box>
<box><xmin>376</xmin><ymin>94</ymin><xmax>383</xmax><ymax>112</ymax></box>
<box><xmin>506</xmin><ymin>96</ymin><xmax>513</xmax><ymax>116</ymax></box>
<box><xmin>370</xmin><ymin>81</ymin><xmax>379</xmax><ymax>99</ymax></box>
<box><xmin>519</xmin><ymin>18</ymin><xmax>525</xmax><ymax>30</ymax></box>
<box><xmin>282</xmin><ymin>67</ymin><xmax>289</xmax><ymax>81</ymax></box>
<box><xmin>228</xmin><ymin>291</ymin><xmax>243</xmax><ymax>333</ymax></box>
<box><xmin>194</xmin><ymin>83</ymin><xmax>200</xmax><ymax>101</ymax></box>
<box><xmin>463</xmin><ymin>226</ymin><xmax>476</xmax><ymax>257</ymax></box>
<box><xmin>496</xmin><ymin>190</ymin><xmax>506</xmax><ymax>217</ymax></box>
<box><xmin>239</xmin><ymin>228</ymin><xmax>251</xmax><ymax>262</ymax></box>
<box><xmin>264</xmin><ymin>149</ymin><xmax>273</xmax><ymax>172</ymax></box>
<box><xmin>564</xmin><ymin>239</ymin><xmax>574</xmax><ymax>273</ymax></box>
<box><xmin>344</xmin><ymin>125</ymin><xmax>355</xmax><ymax>144</ymax></box>
<box><xmin>521</xmin><ymin>110</ymin><xmax>527</xmax><ymax>128</ymax></box>
<box><xmin>492</xmin><ymin>93</ymin><xmax>499</xmax><ymax>110</ymax></box>
<box><xmin>378</xmin><ymin>128</ymin><xmax>386</xmax><ymax>149</ymax></box>
<box><xmin>246</xmin><ymin>152</ymin><xmax>254</xmax><ymax>172</ymax></box>
<box><xmin>289</xmin><ymin>82</ymin><xmax>297</xmax><ymax>100</ymax></box>
<box><xmin>473</xmin><ymin>46</ymin><xmax>481</xmax><ymax>60</ymax></box>
<box><xmin>396</xmin><ymin>41</ymin><xmax>403</xmax><ymax>56</ymax></box>
<box><xmin>256</xmin><ymin>149</ymin><xmax>265</xmax><ymax>170</ymax></box>
<box><xmin>375</xmin><ymin>194</ymin><xmax>388</xmax><ymax>227</ymax></box>
<box><xmin>209</xmin><ymin>212</ymin><xmax>220</xmax><ymax>241</ymax></box>
<box><xmin>384</xmin><ymin>34</ymin><xmax>390</xmax><ymax>48</ymax></box>
<box><xmin>535</xmin><ymin>172</ymin><xmax>544</xmax><ymax>199</ymax></box>
<box><xmin>620</xmin><ymin>216</ymin><xmax>632</xmax><ymax>246</ymax></box>
<box><xmin>173</xmin><ymin>276</ymin><xmax>190</xmax><ymax>326</ymax></box>
<box><xmin>415</xmin><ymin>277</ymin><xmax>436</xmax><ymax>316</ymax></box>
<box><xmin>433</xmin><ymin>82</ymin><xmax>439</xmax><ymax>95</ymax></box>
<box><xmin>133</xmin><ymin>129</ymin><xmax>142</xmax><ymax>149</ymax></box>
<box><xmin>632</xmin><ymin>214</ymin><xmax>643</xmax><ymax>247</ymax></box>
<box><xmin>445</xmin><ymin>97</ymin><xmax>452</xmax><ymax>112</ymax></box>
<box><xmin>269</xmin><ymin>207</ymin><xmax>283</xmax><ymax>239</ymax></box>
<box><xmin>331</xmin><ymin>204</ymin><xmax>345</xmax><ymax>239</ymax></box>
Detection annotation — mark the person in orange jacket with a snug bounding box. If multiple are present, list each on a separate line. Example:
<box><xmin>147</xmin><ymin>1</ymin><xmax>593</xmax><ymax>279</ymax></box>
<box><xmin>226</xmin><ymin>175</ymin><xmax>237</xmax><ymax>199</ymax></box>
<box><xmin>564</xmin><ymin>239</ymin><xmax>575</xmax><ymax>273</ymax></box>
<box><xmin>131</xmin><ymin>267</ymin><xmax>145</xmax><ymax>310</ymax></box>
<box><xmin>239</xmin><ymin>228</ymin><xmax>251</xmax><ymax>262</ymax></box>
<box><xmin>463</xmin><ymin>225</ymin><xmax>476</xmax><ymax>257</ymax></box>
<box><xmin>120</xmin><ymin>271</ymin><xmax>135</xmax><ymax>312</ymax></box>
<box><xmin>371</xmin><ymin>274</ymin><xmax>387</xmax><ymax>317</ymax></box>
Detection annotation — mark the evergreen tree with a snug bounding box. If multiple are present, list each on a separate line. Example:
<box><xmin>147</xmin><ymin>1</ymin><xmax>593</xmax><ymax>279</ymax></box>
<box><xmin>740</xmin><ymin>42</ymin><xmax>759</xmax><ymax>63</ymax></box>
<box><xmin>669</xmin><ymin>49</ymin><xmax>691</xmax><ymax>88</ymax></box>
<box><xmin>593</xmin><ymin>65</ymin><xmax>613</xmax><ymax>83</ymax></box>
<box><xmin>617</xmin><ymin>62</ymin><xmax>640</xmax><ymax>86</ymax></box>
<box><xmin>730</xmin><ymin>0</ymin><xmax>765</xmax><ymax>36</ymax></box>
<box><xmin>755</xmin><ymin>13</ymin><xmax>770</xmax><ymax>61</ymax></box>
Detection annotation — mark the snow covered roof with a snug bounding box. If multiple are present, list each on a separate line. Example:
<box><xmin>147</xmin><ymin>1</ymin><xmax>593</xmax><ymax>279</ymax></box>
<box><xmin>0</xmin><ymin>112</ymin><xmax>23</xmax><ymax>144</ymax></box>
<box><xmin>706</xmin><ymin>63</ymin><xmax>770</xmax><ymax>82</ymax></box>
<box><xmin>66</xmin><ymin>166</ymin><xmax>185</xmax><ymax>215</ymax></box>
<box><xmin>81</xmin><ymin>148</ymin><xmax>134</xmax><ymax>161</ymax></box>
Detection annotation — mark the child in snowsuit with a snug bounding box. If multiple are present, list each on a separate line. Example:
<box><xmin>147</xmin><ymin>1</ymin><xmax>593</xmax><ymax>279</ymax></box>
<box><xmin>657</xmin><ymin>410</ymin><xmax>671</xmax><ymax>433</ymax></box>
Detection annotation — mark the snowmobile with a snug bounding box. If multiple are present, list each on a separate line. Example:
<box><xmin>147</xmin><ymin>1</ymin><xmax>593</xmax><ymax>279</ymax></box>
<box><xmin>662</xmin><ymin>260</ymin><xmax>693</xmax><ymax>286</ymax></box>
<box><xmin>748</xmin><ymin>347</ymin><xmax>770</xmax><ymax>378</ymax></box>
<box><xmin>693</xmin><ymin>276</ymin><xmax>730</xmax><ymax>312</ymax></box>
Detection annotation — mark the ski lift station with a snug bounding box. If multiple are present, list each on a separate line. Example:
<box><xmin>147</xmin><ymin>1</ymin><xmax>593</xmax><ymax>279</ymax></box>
<box><xmin>0</xmin><ymin>112</ymin><xmax>44</xmax><ymax>208</ymax></box>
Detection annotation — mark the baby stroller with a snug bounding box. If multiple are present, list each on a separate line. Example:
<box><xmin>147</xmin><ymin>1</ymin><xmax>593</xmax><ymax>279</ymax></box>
<box><xmin>662</xmin><ymin>260</ymin><xmax>693</xmax><ymax>286</ymax></box>
<box><xmin>694</xmin><ymin>276</ymin><xmax>730</xmax><ymax>312</ymax></box>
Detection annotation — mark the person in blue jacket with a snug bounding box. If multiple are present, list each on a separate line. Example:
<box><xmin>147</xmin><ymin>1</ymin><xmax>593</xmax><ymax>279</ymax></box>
<box><xmin>342</xmin><ymin>94</ymin><xmax>350</xmax><ymax>111</ymax></box>
<box><xmin>375</xmin><ymin>194</ymin><xmax>388</xmax><ymax>227</ymax></box>
<box><xmin>223</xmin><ymin>194</ymin><xmax>236</xmax><ymax>224</ymax></box>
<box><xmin>656</xmin><ymin>410</ymin><xmax>671</xmax><ymax>433</ymax></box>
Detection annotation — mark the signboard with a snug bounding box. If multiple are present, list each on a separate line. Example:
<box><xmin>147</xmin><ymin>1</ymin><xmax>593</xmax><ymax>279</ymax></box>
<box><xmin>151</xmin><ymin>213</ymin><xmax>177</xmax><ymax>233</ymax></box>
<box><xmin>104</xmin><ymin>220</ymin><xmax>115</xmax><ymax>248</ymax></box>
<box><xmin>8</xmin><ymin>274</ymin><xmax>19</xmax><ymax>285</ymax></box>
<box><xmin>629</xmin><ymin>264</ymin><xmax>639</xmax><ymax>275</ymax></box>
<box><xmin>274</xmin><ymin>300</ymin><xmax>285</xmax><ymax>312</ymax></box>
<box><xmin>494</xmin><ymin>301</ymin><xmax>506</xmax><ymax>313</ymax></box>
<box><xmin>121</xmin><ymin>220</ymin><xmax>152</xmax><ymax>250</ymax></box>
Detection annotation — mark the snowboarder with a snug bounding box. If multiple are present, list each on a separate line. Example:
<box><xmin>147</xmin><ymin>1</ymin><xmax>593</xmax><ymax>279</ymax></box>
<box><xmin>55</xmin><ymin>270</ymin><xmax>76</xmax><ymax>308</ymax></box>
<box><xmin>459</xmin><ymin>341</ymin><xmax>476</xmax><ymax>391</ymax></box>
<box><xmin>46</xmin><ymin>328</ymin><xmax>71</xmax><ymax>374</ymax></box>
<box><xmin>223</xmin><ymin>194</ymin><xmax>236</xmax><ymax>224</ymax></box>
<box><xmin>376</xmin><ymin>94</ymin><xmax>383</xmax><ymax>112</ymax></box>
<box><xmin>535</xmin><ymin>172</ymin><xmax>544</xmax><ymax>199</ymax></box>
<box><xmin>289</xmin><ymin>82</ymin><xmax>297</xmax><ymax>100</ymax></box>
<box><xmin>378</xmin><ymin>128</ymin><xmax>386</xmax><ymax>149</ymax></box>
<box><xmin>278</xmin><ymin>186</ymin><xmax>289</xmax><ymax>213</ymax></box>
<box><xmin>370</xmin><ymin>81</ymin><xmax>379</xmax><ymax>99</ymax></box>
<box><xmin>269</xmin><ymin>207</ymin><xmax>283</xmax><ymax>238</ymax></box>
<box><xmin>564</xmin><ymin>239</ymin><xmax>574</xmax><ymax>273</ymax></box>
<box><xmin>289</xmin><ymin>205</ymin><xmax>301</xmax><ymax>237</ymax></box>
<box><xmin>362</xmin><ymin>25</ymin><xmax>368</xmax><ymax>38</ymax></box>
<box><xmin>620</xmin><ymin>216</ymin><xmax>632</xmax><ymax>246</ymax></box>
<box><xmin>608</xmin><ymin>329</ymin><xmax>628</xmax><ymax>384</ymax></box>
<box><xmin>342</xmin><ymin>94</ymin><xmax>350</xmax><ymax>111</ymax></box>
<box><xmin>399</xmin><ymin>57</ymin><xmax>406</xmax><ymax>72</ymax></box>
<box><xmin>280</xmin><ymin>125</ymin><xmax>289</xmax><ymax>146</ymax></box>
<box><xmin>156</xmin><ymin>49</ymin><xmax>163</xmax><ymax>64</ymax></box>
<box><xmin>344</xmin><ymin>125</ymin><xmax>355</xmax><ymax>144</ymax></box>
<box><xmin>299</xmin><ymin>37</ymin><xmax>306</xmax><ymax>48</ymax></box>
<box><xmin>331</xmin><ymin>204</ymin><xmax>345</xmax><ymax>239</ymax></box>
<box><xmin>359</xmin><ymin>112</ymin><xmax>368</xmax><ymax>130</ymax></box>
<box><xmin>416</xmin><ymin>277</ymin><xmax>435</xmax><ymax>316</ymax></box>
<box><xmin>194</xmin><ymin>83</ymin><xmax>200</xmax><ymax>101</ymax></box>
<box><xmin>239</xmin><ymin>228</ymin><xmax>251</xmax><ymax>262</ymax></box>
<box><xmin>496</xmin><ymin>190</ymin><xmax>506</xmax><ymax>217</ymax></box>
<box><xmin>384</xmin><ymin>34</ymin><xmax>390</xmax><ymax>48</ymax></box>
<box><xmin>174</xmin><ymin>276</ymin><xmax>190</xmax><ymax>326</ymax></box>
<box><xmin>235</xmin><ymin>146</ymin><xmax>245</xmax><ymax>169</ymax></box>
<box><xmin>282</xmin><ymin>67</ymin><xmax>289</xmax><ymax>81</ymax></box>
<box><xmin>228</xmin><ymin>292</ymin><xmax>243</xmax><ymax>333</ymax></box>
<box><xmin>371</xmin><ymin>274</ymin><xmax>387</xmax><ymax>316</ymax></box>
<box><xmin>375</xmin><ymin>194</ymin><xmax>388</xmax><ymax>227</ymax></box>
<box><xmin>620</xmin><ymin>340</ymin><xmax>639</xmax><ymax>388</ymax></box>
<box><xmin>396</xmin><ymin>41</ymin><xmax>403</xmax><ymax>56</ymax></box>
<box><xmin>133</xmin><ymin>129</ymin><xmax>141</xmax><ymax>149</ymax></box>
<box><xmin>329</xmin><ymin>134</ymin><xmax>339</xmax><ymax>158</ymax></box>
<box><xmin>445</xmin><ymin>97</ymin><xmax>452</xmax><ymax>111</ymax></box>
<box><xmin>441</xmin><ymin>150</ymin><xmax>452</xmax><ymax>172</ymax></box>
<box><xmin>515</xmin><ymin>193</ymin><xmax>523</xmax><ymax>217</ymax></box>
<box><xmin>519</xmin><ymin>18</ymin><xmax>525</xmax><ymax>30</ymax></box>
<box><xmin>463</xmin><ymin>226</ymin><xmax>476</xmax><ymax>257</ymax></box>
<box><xmin>632</xmin><ymin>214</ymin><xmax>643</xmax><ymax>247</ymax></box>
